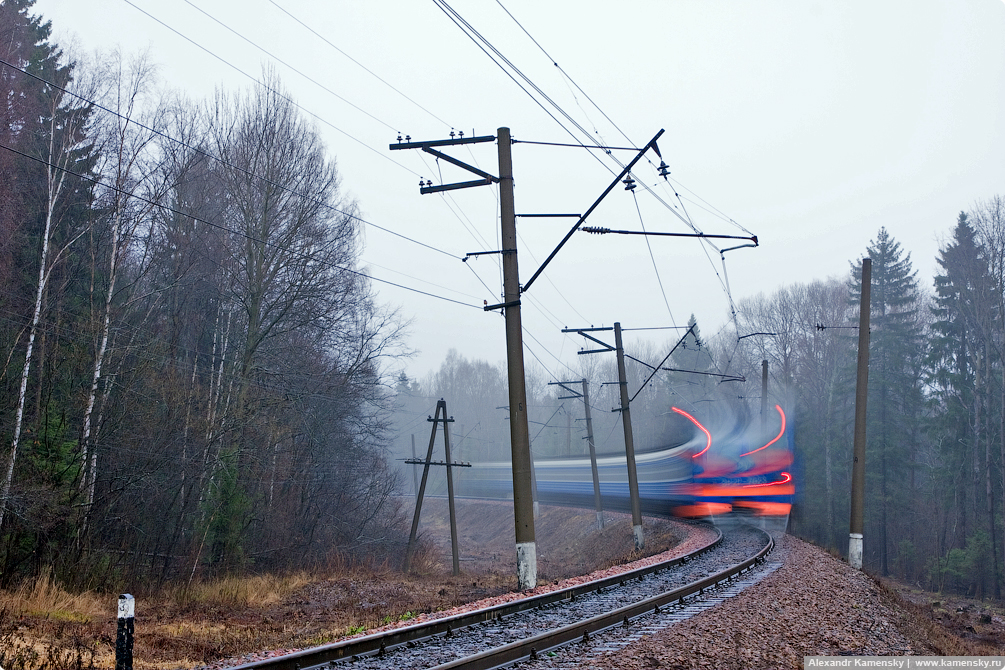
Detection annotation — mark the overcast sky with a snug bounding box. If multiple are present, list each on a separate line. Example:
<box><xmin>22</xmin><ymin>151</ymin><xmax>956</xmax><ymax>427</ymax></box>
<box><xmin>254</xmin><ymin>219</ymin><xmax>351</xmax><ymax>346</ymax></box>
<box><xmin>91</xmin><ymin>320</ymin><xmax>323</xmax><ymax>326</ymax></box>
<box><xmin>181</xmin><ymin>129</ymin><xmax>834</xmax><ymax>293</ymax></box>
<box><xmin>31</xmin><ymin>0</ymin><xmax>1005</xmax><ymax>383</ymax></box>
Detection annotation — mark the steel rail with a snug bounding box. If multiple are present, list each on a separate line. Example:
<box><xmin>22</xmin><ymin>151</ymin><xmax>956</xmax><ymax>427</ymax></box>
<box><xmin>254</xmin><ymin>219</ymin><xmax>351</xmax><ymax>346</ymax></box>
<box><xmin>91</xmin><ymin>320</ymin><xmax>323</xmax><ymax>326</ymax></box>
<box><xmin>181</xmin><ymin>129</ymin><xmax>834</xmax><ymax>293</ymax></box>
<box><xmin>429</xmin><ymin>528</ymin><xmax>774</xmax><ymax>670</ymax></box>
<box><xmin>224</xmin><ymin>524</ymin><xmax>724</xmax><ymax>670</ymax></box>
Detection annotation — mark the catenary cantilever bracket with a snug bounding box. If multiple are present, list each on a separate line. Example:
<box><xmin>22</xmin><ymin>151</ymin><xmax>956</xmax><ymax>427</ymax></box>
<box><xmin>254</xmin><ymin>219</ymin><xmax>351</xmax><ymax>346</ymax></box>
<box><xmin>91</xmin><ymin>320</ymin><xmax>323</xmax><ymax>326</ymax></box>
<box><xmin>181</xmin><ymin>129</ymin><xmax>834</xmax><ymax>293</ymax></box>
<box><xmin>522</xmin><ymin>129</ymin><xmax>666</xmax><ymax>294</ymax></box>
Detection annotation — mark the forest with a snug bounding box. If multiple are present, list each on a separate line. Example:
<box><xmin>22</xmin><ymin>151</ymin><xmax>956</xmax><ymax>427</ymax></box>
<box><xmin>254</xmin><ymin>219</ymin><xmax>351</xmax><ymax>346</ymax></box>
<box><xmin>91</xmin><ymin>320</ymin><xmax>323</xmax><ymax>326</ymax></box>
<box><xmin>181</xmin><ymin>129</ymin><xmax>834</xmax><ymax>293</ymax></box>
<box><xmin>3</xmin><ymin>0</ymin><xmax>1004</xmax><ymax>602</ymax></box>
<box><xmin>0</xmin><ymin>1</ymin><xmax>407</xmax><ymax>587</ymax></box>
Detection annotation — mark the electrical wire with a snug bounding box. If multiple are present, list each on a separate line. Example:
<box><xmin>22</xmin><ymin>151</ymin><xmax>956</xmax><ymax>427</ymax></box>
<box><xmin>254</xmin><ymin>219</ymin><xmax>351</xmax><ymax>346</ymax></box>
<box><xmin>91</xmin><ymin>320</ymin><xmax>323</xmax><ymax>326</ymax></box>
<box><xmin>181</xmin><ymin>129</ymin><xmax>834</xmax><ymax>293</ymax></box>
<box><xmin>267</xmin><ymin>0</ymin><xmax>452</xmax><ymax>129</ymax></box>
<box><xmin>122</xmin><ymin>0</ymin><xmax>536</xmax><ymax>329</ymax></box>
<box><xmin>120</xmin><ymin>0</ymin><xmax>421</xmax><ymax>176</ymax></box>
<box><xmin>631</xmin><ymin>190</ymin><xmax>677</xmax><ymax>328</ymax></box>
<box><xmin>493</xmin><ymin>0</ymin><xmax>636</xmax><ymax>155</ymax></box>
<box><xmin>486</xmin><ymin>0</ymin><xmax>755</xmax><ymax>320</ymax></box>
<box><xmin>0</xmin><ymin>57</ymin><xmax>462</xmax><ymax>263</ymax></box>
<box><xmin>183</xmin><ymin>0</ymin><xmax>398</xmax><ymax>132</ymax></box>
<box><xmin>61</xmin><ymin>1</ymin><xmax>731</xmax><ymax>396</ymax></box>
<box><xmin>429</xmin><ymin>0</ymin><xmax>613</xmax><ymax>169</ymax></box>
<box><xmin>0</xmin><ymin>140</ymin><xmax>481</xmax><ymax>310</ymax></box>
<box><xmin>431</xmin><ymin>0</ymin><xmax>747</xmax><ymax>365</ymax></box>
<box><xmin>255</xmin><ymin>3</ymin><xmax>597</xmax><ymax>380</ymax></box>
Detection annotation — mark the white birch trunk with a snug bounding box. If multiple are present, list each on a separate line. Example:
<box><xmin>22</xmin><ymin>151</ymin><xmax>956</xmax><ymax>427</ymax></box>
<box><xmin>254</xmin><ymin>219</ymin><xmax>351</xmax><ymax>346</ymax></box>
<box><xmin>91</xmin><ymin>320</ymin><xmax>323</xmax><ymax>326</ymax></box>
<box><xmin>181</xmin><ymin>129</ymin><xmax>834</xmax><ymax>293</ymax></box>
<box><xmin>81</xmin><ymin>212</ymin><xmax>120</xmax><ymax>509</ymax></box>
<box><xmin>79</xmin><ymin>55</ymin><xmax>159</xmax><ymax>513</ymax></box>
<box><xmin>0</xmin><ymin>117</ymin><xmax>72</xmax><ymax>530</ymax></box>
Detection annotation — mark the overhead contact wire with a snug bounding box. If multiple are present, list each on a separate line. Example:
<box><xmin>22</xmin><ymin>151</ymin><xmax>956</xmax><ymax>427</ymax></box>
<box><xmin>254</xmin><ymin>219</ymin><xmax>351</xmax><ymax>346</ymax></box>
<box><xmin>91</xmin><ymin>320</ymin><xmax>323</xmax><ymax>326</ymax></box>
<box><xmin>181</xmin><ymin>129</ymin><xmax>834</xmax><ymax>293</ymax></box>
<box><xmin>632</xmin><ymin>191</ymin><xmax>676</xmax><ymax>327</ymax></box>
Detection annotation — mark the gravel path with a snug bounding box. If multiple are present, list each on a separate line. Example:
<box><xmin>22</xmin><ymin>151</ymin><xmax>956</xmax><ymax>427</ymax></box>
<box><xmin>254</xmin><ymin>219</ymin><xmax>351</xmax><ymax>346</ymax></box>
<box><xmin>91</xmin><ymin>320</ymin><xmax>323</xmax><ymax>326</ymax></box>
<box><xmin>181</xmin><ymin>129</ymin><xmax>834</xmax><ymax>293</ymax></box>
<box><xmin>591</xmin><ymin>534</ymin><xmax>922</xmax><ymax>669</ymax></box>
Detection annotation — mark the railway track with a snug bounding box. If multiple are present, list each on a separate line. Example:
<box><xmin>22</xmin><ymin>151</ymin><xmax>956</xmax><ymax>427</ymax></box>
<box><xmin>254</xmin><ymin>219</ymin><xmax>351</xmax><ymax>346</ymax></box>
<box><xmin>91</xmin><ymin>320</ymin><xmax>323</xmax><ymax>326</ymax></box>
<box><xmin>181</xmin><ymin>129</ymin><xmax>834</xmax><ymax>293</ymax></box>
<box><xmin>226</xmin><ymin>521</ymin><xmax>776</xmax><ymax>670</ymax></box>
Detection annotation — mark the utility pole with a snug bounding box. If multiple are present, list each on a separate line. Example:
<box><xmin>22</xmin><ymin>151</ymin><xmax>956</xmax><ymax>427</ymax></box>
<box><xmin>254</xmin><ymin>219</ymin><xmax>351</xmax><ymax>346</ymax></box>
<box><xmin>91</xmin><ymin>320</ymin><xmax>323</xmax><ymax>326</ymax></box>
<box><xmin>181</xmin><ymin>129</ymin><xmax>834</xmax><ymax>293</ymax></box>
<box><xmin>582</xmin><ymin>380</ymin><xmax>603</xmax><ymax>529</ymax></box>
<box><xmin>561</xmin><ymin>324</ymin><xmax>646</xmax><ymax>544</ymax></box>
<box><xmin>849</xmin><ymin>258</ymin><xmax>871</xmax><ymax>570</ymax></box>
<box><xmin>497</xmin><ymin>127</ymin><xmax>536</xmax><ymax>589</ymax></box>
<box><xmin>411</xmin><ymin>434</ymin><xmax>418</xmax><ymax>498</ymax></box>
<box><xmin>761</xmin><ymin>360</ymin><xmax>769</xmax><ymax>434</ymax></box>
<box><xmin>403</xmin><ymin>400</ymin><xmax>470</xmax><ymax>575</ymax></box>
<box><xmin>442</xmin><ymin>408</ymin><xmax>460</xmax><ymax>576</ymax></box>
<box><xmin>391</xmin><ymin>128</ymin><xmax>537</xmax><ymax>590</ymax></box>
<box><xmin>549</xmin><ymin>379</ymin><xmax>604</xmax><ymax>529</ymax></box>
<box><xmin>565</xmin><ymin>408</ymin><xmax>572</xmax><ymax>456</ymax></box>
<box><xmin>614</xmin><ymin>323</ymin><xmax>644</xmax><ymax>550</ymax></box>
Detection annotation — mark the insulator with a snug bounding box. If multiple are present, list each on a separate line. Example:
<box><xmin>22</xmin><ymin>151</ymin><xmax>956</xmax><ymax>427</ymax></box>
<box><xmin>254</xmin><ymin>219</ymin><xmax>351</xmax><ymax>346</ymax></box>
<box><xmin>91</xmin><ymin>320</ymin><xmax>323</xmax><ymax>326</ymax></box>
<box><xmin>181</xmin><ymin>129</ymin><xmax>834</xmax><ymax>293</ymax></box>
<box><xmin>405</xmin><ymin>135</ymin><xmax>411</xmax><ymax>142</ymax></box>
<box><xmin>458</xmin><ymin>130</ymin><xmax>464</xmax><ymax>137</ymax></box>
<box><xmin>419</xmin><ymin>178</ymin><xmax>424</xmax><ymax>187</ymax></box>
<box><xmin>658</xmin><ymin>161</ymin><xmax>670</xmax><ymax>179</ymax></box>
<box><xmin>450</xmin><ymin>130</ymin><xmax>455</xmax><ymax>139</ymax></box>
<box><xmin>426</xmin><ymin>180</ymin><xmax>432</xmax><ymax>187</ymax></box>
<box><xmin>623</xmin><ymin>176</ymin><xmax>636</xmax><ymax>191</ymax></box>
<box><xmin>397</xmin><ymin>134</ymin><xmax>402</xmax><ymax>143</ymax></box>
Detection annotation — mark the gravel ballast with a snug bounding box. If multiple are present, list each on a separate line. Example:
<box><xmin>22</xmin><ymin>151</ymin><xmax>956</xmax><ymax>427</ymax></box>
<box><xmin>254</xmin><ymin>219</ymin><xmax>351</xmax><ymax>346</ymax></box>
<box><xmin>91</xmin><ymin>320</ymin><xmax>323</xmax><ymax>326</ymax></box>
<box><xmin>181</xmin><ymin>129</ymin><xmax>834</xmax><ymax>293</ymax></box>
<box><xmin>593</xmin><ymin>534</ymin><xmax>927</xmax><ymax>669</ymax></box>
<box><xmin>185</xmin><ymin>519</ymin><xmax>1005</xmax><ymax>669</ymax></box>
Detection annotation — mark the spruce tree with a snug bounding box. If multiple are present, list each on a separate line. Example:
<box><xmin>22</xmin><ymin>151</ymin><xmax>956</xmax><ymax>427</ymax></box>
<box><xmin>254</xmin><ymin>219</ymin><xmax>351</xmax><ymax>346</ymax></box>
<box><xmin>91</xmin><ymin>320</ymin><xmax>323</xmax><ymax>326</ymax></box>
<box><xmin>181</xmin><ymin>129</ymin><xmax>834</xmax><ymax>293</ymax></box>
<box><xmin>927</xmin><ymin>212</ymin><xmax>1000</xmax><ymax>596</ymax></box>
<box><xmin>848</xmin><ymin>227</ymin><xmax>924</xmax><ymax>575</ymax></box>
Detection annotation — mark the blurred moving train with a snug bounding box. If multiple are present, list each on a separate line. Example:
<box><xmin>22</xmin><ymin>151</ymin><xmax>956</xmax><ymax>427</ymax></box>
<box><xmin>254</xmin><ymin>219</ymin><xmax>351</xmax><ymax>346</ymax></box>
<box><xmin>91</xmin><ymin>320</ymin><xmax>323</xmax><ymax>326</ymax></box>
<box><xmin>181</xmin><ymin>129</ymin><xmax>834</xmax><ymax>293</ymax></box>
<box><xmin>462</xmin><ymin>405</ymin><xmax>794</xmax><ymax>520</ymax></box>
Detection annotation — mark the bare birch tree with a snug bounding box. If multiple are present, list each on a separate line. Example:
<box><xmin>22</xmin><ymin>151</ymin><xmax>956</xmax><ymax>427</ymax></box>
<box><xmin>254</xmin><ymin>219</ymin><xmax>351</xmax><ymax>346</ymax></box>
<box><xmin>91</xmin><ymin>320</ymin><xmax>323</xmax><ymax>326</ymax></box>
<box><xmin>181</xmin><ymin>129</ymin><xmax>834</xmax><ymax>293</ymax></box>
<box><xmin>79</xmin><ymin>50</ymin><xmax>165</xmax><ymax>515</ymax></box>
<box><xmin>0</xmin><ymin>51</ymin><xmax>96</xmax><ymax>531</ymax></box>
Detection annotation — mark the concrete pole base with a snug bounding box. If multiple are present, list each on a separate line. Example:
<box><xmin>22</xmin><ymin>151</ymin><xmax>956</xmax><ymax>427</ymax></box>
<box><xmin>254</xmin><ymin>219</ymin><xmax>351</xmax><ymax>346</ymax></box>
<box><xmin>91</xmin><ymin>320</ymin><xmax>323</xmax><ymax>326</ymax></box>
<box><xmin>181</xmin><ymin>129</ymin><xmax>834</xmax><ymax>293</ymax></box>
<box><xmin>633</xmin><ymin>524</ymin><xmax>644</xmax><ymax>551</ymax></box>
<box><xmin>849</xmin><ymin>533</ymin><xmax>863</xmax><ymax>570</ymax></box>
<box><xmin>516</xmin><ymin>541</ymin><xmax>537</xmax><ymax>590</ymax></box>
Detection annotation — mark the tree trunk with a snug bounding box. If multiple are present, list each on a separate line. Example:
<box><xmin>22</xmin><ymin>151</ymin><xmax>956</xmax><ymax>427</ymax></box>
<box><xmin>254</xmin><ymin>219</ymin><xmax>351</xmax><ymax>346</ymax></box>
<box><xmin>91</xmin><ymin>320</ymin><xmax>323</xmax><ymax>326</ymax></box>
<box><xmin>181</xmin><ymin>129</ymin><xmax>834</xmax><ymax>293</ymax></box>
<box><xmin>0</xmin><ymin>114</ymin><xmax>76</xmax><ymax>530</ymax></box>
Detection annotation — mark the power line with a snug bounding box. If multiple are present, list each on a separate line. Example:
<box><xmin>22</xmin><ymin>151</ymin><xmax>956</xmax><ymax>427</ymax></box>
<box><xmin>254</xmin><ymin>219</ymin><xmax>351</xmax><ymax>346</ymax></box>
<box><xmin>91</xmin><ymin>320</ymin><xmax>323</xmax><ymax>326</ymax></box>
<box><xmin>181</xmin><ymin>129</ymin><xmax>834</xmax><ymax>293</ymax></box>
<box><xmin>0</xmin><ymin>140</ymin><xmax>481</xmax><ymax>310</ymax></box>
<box><xmin>486</xmin><ymin>0</ymin><xmax>755</xmax><ymax>318</ymax></box>
<box><xmin>0</xmin><ymin>57</ymin><xmax>460</xmax><ymax>263</ymax></box>
<box><xmin>120</xmin><ymin>0</ymin><xmax>421</xmax><ymax>176</ymax></box>
<box><xmin>429</xmin><ymin>0</ymin><xmax>612</xmax><ymax>167</ymax></box>
<box><xmin>125</xmin><ymin>2</ymin><xmax>594</xmax><ymax>385</ymax></box>
<box><xmin>117</xmin><ymin>0</ymin><xmax>529</xmax><ymax>310</ymax></box>
<box><xmin>512</xmin><ymin>139</ymin><xmax>641</xmax><ymax>150</ymax></box>
<box><xmin>267</xmin><ymin>0</ymin><xmax>452</xmax><ymax>129</ymax></box>
<box><xmin>493</xmin><ymin>0</ymin><xmax>637</xmax><ymax>154</ymax></box>
<box><xmin>631</xmin><ymin>190</ymin><xmax>677</xmax><ymax>328</ymax></box>
<box><xmin>440</xmin><ymin>0</ymin><xmax>698</xmax><ymax>234</ymax></box>
<box><xmin>430</xmin><ymin>0</ymin><xmax>748</xmax><ymax>350</ymax></box>
<box><xmin>182</xmin><ymin>0</ymin><xmax>398</xmax><ymax>132</ymax></box>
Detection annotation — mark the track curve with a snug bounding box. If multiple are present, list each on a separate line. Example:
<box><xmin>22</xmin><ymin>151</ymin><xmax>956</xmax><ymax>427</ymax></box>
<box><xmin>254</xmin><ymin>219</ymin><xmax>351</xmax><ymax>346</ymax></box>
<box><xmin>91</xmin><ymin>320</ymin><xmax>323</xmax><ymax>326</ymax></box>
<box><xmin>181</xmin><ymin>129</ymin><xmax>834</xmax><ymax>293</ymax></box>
<box><xmin>224</xmin><ymin>522</ymin><xmax>772</xmax><ymax>670</ymax></box>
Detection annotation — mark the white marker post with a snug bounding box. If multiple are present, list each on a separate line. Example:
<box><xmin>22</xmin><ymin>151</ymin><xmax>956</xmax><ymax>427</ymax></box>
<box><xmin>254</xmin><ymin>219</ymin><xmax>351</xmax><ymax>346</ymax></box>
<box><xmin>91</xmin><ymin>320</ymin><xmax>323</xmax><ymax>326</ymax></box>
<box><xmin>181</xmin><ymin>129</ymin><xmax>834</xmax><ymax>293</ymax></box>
<box><xmin>116</xmin><ymin>593</ymin><xmax>134</xmax><ymax>670</ymax></box>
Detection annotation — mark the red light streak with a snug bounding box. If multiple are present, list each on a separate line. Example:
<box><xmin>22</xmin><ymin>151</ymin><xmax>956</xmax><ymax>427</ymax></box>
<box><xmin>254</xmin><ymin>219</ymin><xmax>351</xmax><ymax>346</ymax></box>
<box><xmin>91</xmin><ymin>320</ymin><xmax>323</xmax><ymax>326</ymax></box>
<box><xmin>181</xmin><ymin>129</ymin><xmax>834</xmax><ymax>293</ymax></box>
<box><xmin>672</xmin><ymin>407</ymin><xmax>711</xmax><ymax>458</ymax></box>
<box><xmin>743</xmin><ymin>471</ymin><xmax>792</xmax><ymax>488</ymax></box>
<box><xmin>740</xmin><ymin>405</ymin><xmax>786</xmax><ymax>456</ymax></box>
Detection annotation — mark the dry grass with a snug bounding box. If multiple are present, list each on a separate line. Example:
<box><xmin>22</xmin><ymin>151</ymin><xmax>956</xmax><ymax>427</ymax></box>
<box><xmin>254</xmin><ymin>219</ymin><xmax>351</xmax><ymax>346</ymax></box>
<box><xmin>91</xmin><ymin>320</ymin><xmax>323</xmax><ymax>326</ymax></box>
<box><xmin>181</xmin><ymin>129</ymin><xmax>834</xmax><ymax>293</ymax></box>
<box><xmin>0</xmin><ymin>572</ymin><xmax>104</xmax><ymax>621</ymax></box>
<box><xmin>1</xmin><ymin>503</ymin><xmax>692</xmax><ymax>669</ymax></box>
<box><xmin>167</xmin><ymin>571</ymin><xmax>316</xmax><ymax>610</ymax></box>
<box><xmin>0</xmin><ymin>607</ymin><xmax>106</xmax><ymax>670</ymax></box>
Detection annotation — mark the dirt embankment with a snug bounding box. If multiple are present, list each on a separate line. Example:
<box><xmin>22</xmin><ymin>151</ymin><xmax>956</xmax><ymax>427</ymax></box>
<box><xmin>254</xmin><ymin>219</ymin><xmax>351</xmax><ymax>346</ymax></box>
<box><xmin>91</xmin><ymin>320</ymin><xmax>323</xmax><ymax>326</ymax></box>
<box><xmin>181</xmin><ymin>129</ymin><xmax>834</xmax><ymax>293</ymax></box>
<box><xmin>2</xmin><ymin>500</ymin><xmax>687</xmax><ymax>670</ymax></box>
<box><xmin>597</xmin><ymin>536</ymin><xmax>1005</xmax><ymax>670</ymax></box>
